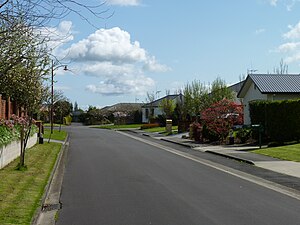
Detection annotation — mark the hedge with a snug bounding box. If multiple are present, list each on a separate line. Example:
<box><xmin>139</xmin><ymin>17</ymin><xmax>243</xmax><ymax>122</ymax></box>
<box><xmin>249</xmin><ymin>99</ymin><xmax>300</xmax><ymax>143</ymax></box>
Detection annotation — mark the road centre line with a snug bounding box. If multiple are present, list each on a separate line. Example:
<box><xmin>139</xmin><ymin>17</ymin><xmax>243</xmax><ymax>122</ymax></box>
<box><xmin>118</xmin><ymin>131</ymin><xmax>300</xmax><ymax>201</ymax></box>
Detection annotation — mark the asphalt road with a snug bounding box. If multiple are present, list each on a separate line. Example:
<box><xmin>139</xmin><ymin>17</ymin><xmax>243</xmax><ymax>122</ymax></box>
<box><xmin>57</xmin><ymin>125</ymin><xmax>300</xmax><ymax>225</ymax></box>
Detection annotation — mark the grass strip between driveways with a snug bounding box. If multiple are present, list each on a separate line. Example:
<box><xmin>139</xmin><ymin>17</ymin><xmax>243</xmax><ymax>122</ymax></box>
<box><xmin>0</xmin><ymin>142</ymin><xmax>61</xmax><ymax>225</ymax></box>
<box><xmin>43</xmin><ymin>128</ymin><xmax>67</xmax><ymax>141</ymax></box>
<box><xmin>252</xmin><ymin>143</ymin><xmax>300</xmax><ymax>162</ymax></box>
<box><xmin>142</xmin><ymin>126</ymin><xmax>178</xmax><ymax>133</ymax></box>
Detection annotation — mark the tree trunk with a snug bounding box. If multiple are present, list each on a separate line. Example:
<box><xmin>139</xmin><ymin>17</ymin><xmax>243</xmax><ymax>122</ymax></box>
<box><xmin>19</xmin><ymin>125</ymin><xmax>25</xmax><ymax>167</ymax></box>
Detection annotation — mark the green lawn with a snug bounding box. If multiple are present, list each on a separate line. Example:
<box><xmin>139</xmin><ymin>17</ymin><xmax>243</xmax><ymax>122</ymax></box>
<box><xmin>43</xmin><ymin>128</ymin><xmax>67</xmax><ymax>141</ymax></box>
<box><xmin>0</xmin><ymin>142</ymin><xmax>61</xmax><ymax>225</ymax></box>
<box><xmin>143</xmin><ymin>126</ymin><xmax>178</xmax><ymax>133</ymax></box>
<box><xmin>252</xmin><ymin>143</ymin><xmax>300</xmax><ymax>162</ymax></box>
<box><xmin>92</xmin><ymin>124</ymin><xmax>143</xmax><ymax>129</ymax></box>
<box><xmin>43</xmin><ymin>123</ymin><xmax>65</xmax><ymax>127</ymax></box>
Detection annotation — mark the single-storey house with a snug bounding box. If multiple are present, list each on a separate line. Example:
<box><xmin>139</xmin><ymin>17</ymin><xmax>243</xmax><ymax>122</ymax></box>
<box><xmin>237</xmin><ymin>74</ymin><xmax>300</xmax><ymax>125</ymax></box>
<box><xmin>142</xmin><ymin>94</ymin><xmax>183</xmax><ymax>123</ymax></box>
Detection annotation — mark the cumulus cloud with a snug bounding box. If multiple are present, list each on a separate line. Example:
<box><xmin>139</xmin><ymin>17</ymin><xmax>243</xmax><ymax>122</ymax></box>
<box><xmin>107</xmin><ymin>0</ymin><xmax>141</xmax><ymax>6</ymax></box>
<box><xmin>40</xmin><ymin>21</ymin><xmax>74</xmax><ymax>51</ymax></box>
<box><xmin>277</xmin><ymin>20</ymin><xmax>300</xmax><ymax>64</ymax></box>
<box><xmin>255</xmin><ymin>28</ymin><xmax>266</xmax><ymax>35</ymax></box>
<box><xmin>65</xmin><ymin>27</ymin><xmax>147</xmax><ymax>63</ymax></box>
<box><xmin>58</xmin><ymin>26</ymin><xmax>168</xmax><ymax>96</ymax></box>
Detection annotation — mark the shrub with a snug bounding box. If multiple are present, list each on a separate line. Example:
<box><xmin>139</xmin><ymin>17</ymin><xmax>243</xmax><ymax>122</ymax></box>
<box><xmin>140</xmin><ymin>123</ymin><xmax>160</xmax><ymax>130</ymax></box>
<box><xmin>64</xmin><ymin>115</ymin><xmax>72</xmax><ymax>125</ymax></box>
<box><xmin>250</xmin><ymin>99</ymin><xmax>300</xmax><ymax>142</ymax></box>
<box><xmin>236</xmin><ymin>128</ymin><xmax>252</xmax><ymax>143</ymax></box>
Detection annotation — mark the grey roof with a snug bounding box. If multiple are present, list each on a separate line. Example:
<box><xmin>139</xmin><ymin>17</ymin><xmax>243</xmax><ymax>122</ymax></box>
<box><xmin>238</xmin><ymin>74</ymin><xmax>300</xmax><ymax>97</ymax></box>
<box><xmin>142</xmin><ymin>94</ymin><xmax>182</xmax><ymax>108</ymax></box>
<box><xmin>228</xmin><ymin>80</ymin><xmax>244</xmax><ymax>93</ymax></box>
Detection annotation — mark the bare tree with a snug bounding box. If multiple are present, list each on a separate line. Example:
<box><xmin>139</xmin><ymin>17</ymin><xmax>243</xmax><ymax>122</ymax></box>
<box><xmin>273</xmin><ymin>58</ymin><xmax>288</xmax><ymax>74</ymax></box>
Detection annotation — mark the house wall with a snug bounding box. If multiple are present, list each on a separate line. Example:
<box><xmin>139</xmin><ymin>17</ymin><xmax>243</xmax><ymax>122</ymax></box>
<box><xmin>270</xmin><ymin>93</ymin><xmax>300</xmax><ymax>101</ymax></box>
<box><xmin>142</xmin><ymin>107</ymin><xmax>163</xmax><ymax>123</ymax></box>
<box><xmin>243</xmin><ymin>82</ymin><xmax>267</xmax><ymax>125</ymax></box>
<box><xmin>0</xmin><ymin>134</ymin><xmax>37</xmax><ymax>169</ymax></box>
<box><xmin>243</xmin><ymin>83</ymin><xmax>300</xmax><ymax>125</ymax></box>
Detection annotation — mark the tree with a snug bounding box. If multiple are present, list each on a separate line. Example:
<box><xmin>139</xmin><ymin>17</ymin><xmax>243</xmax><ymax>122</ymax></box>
<box><xmin>0</xmin><ymin>16</ymin><xmax>49</xmax><ymax>169</ymax></box>
<box><xmin>53</xmin><ymin>100</ymin><xmax>72</xmax><ymax>124</ymax></box>
<box><xmin>201</xmin><ymin>99</ymin><xmax>243</xmax><ymax>142</ymax></box>
<box><xmin>183</xmin><ymin>80</ymin><xmax>209</xmax><ymax>119</ymax></box>
<box><xmin>209</xmin><ymin>77</ymin><xmax>235</xmax><ymax>105</ymax></box>
<box><xmin>273</xmin><ymin>58</ymin><xmax>288</xmax><ymax>74</ymax></box>
<box><xmin>159</xmin><ymin>90</ymin><xmax>176</xmax><ymax>119</ymax></box>
<box><xmin>74</xmin><ymin>101</ymin><xmax>79</xmax><ymax>111</ymax></box>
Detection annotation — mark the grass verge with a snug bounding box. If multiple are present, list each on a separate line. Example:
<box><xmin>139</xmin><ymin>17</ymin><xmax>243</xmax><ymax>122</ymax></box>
<box><xmin>143</xmin><ymin>126</ymin><xmax>178</xmax><ymax>133</ymax></box>
<box><xmin>0</xmin><ymin>142</ymin><xmax>61</xmax><ymax>225</ymax></box>
<box><xmin>92</xmin><ymin>124</ymin><xmax>143</xmax><ymax>129</ymax></box>
<box><xmin>43</xmin><ymin>123</ymin><xmax>65</xmax><ymax>127</ymax></box>
<box><xmin>252</xmin><ymin>143</ymin><xmax>300</xmax><ymax>162</ymax></box>
<box><xmin>43</xmin><ymin>128</ymin><xmax>67</xmax><ymax>141</ymax></box>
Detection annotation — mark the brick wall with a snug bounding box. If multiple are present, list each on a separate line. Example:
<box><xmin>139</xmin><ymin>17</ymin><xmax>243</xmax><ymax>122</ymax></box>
<box><xmin>0</xmin><ymin>95</ymin><xmax>22</xmax><ymax>120</ymax></box>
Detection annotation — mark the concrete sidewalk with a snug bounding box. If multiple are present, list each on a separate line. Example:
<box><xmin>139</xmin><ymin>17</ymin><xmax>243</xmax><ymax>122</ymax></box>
<box><xmin>160</xmin><ymin>135</ymin><xmax>300</xmax><ymax>179</ymax></box>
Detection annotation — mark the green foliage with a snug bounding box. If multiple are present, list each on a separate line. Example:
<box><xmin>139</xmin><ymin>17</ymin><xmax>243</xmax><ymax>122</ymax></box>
<box><xmin>250</xmin><ymin>99</ymin><xmax>300</xmax><ymax>142</ymax></box>
<box><xmin>0</xmin><ymin>126</ymin><xmax>19</xmax><ymax>147</ymax></box>
<box><xmin>54</xmin><ymin>100</ymin><xmax>73</xmax><ymax>123</ymax></box>
<box><xmin>235</xmin><ymin>128</ymin><xmax>252</xmax><ymax>143</ymax></box>
<box><xmin>209</xmin><ymin>77</ymin><xmax>235</xmax><ymax>104</ymax></box>
<box><xmin>63</xmin><ymin>115</ymin><xmax>72</xmax><ymax>125</ymax></box>
<box><xmin>159</xmin><ymin>96</ymin><xmax>176</xmax><ymax>119</ymax></box>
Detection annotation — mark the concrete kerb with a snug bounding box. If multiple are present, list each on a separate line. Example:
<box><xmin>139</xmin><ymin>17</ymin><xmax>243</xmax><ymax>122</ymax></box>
<box><xmin>205</xmin><ymin>150</ymin><xmax>255</xmax><ymax>165</ymax></box>
<box><xmin>161</xmin><ymin>137</ymin><xmax>256</xmax><ymax>165</ymax></box>
<box><xmin>31</xmin><ymin>134</ymin><xmax>69</xmax><ymax>225</ymax></box>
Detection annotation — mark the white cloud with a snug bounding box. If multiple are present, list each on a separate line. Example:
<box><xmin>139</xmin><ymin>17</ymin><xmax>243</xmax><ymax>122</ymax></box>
<box><xmin>283</xmin><ymin>22</ymin><xmax>300</xmax><ymax>39</ymax></box>
<box><xmin>107</xmin><ymin>0</ymin><xmax>141</xmax><ymax>6</ymax></box>
<box><xmin>269</xmin><ymin>0</ymin><xmax>278</xmax><ymax>6</ymax></box>
<box><xmin>276</xmin><ymin>20</ymin><xmax>300</xmax><ymax>64</ymax></box>
<box><xmin>66</xmin><ymin>27</ymin><xmax>147</xmax><ymax>63</ymax></box>
<box><xmin>58</xmin><ymin>26</ymin><xmax>168</xmax><ymax>96</ymax></box>
<box><xmin>143</xmin><ymin>56</ymin><xmax>171</xmax><ymax>72</ymax></box>
<box><xmin>86</xmin><ymin>74</ymin><xmax>154</xmax><ymax>96</ymax></box>
<box><xmin>278</xmin><ymin>42</ymin><xmax>300</xmax><ymax>52</ymax></box>
<box><xmin>40</xmin><ymin>21</ymin><xmax>74</xmax><ymax>51</ymax></box>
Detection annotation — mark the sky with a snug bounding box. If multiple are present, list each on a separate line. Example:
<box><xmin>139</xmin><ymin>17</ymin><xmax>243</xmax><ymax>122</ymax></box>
<box><xmin>46</xmin><ymin>0</ymin><xmax>300</xmax><ymax>109</ymax></box>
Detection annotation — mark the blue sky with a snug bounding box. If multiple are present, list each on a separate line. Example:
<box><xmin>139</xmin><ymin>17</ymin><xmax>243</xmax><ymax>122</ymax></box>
<box><xmin>48</xmin><ymin>0</ymin><xmax>300</xmax><ymax>109</ymax></box>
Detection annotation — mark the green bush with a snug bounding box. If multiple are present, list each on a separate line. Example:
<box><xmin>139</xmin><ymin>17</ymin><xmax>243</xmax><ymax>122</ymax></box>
<box><xmin>236</xmin><ymin>128</ymin><xmax>252</xmax><ymax>143</ymax></box>
<box><xmin>250</xmin><ymin>99</ymin><xmax>300</xmax><ymax>142</ymax></box>
<box><xmin>140</xmin><ymin>123</ymin><xmax>160</xmax><ymax>130</ymax></box>
<box><xmin>64</xmin><ymin>115</ymin><xmax>72</xmax><ymax>125</ymax></box>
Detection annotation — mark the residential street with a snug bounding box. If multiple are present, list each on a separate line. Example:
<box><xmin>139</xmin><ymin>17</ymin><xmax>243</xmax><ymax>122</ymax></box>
<box><xmin>57</xmin><ymin>125</ymin><xmax>300</xmax><ymax>225</ymax></box>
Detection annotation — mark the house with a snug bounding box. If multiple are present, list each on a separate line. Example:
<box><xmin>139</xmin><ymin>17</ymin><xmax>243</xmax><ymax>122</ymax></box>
<box><xmin>237</xmin><ymin>74</ymin><xmax>300</xmax><ymax>125</ymax></box>
<box><xmin>101</xmin><ymin>103</ymin><xmax>143</xmax><ymax>125</ymax></box>
<box><xmin>141</xmin><ymin>94</ymin><xmax>183</xmax><ymax>123</ymax></box>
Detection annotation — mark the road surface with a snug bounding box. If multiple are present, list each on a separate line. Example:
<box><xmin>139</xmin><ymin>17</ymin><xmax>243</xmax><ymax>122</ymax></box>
<box><xmin>57</xmin><ymin>125</ymin><xmax>300</xmax><ymax>225</ymax></box>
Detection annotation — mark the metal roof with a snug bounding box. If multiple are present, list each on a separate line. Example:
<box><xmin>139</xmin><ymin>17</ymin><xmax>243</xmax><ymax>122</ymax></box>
<box><xmin>238</xmin><ymin>74</ymin><xmax>300</xmax><ymax>98</ymax></box>
<box><xmin>249</xmin><ymin>74</ymin><xmax>300</xmax><ymax>93</ymax></box>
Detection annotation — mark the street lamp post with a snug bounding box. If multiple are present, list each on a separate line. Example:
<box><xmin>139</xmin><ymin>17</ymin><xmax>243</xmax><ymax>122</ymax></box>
<box><xmin>50</xmin><ymin>60</ymin><xmax>68</xmax><ymax>135</ymax></box>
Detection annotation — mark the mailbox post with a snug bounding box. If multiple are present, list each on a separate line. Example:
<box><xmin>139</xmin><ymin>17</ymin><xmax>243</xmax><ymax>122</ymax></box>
<box><xmin>252</xmin><ymin>124</ymin><xmax>263</xmax><ymax>148</ymax></box>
